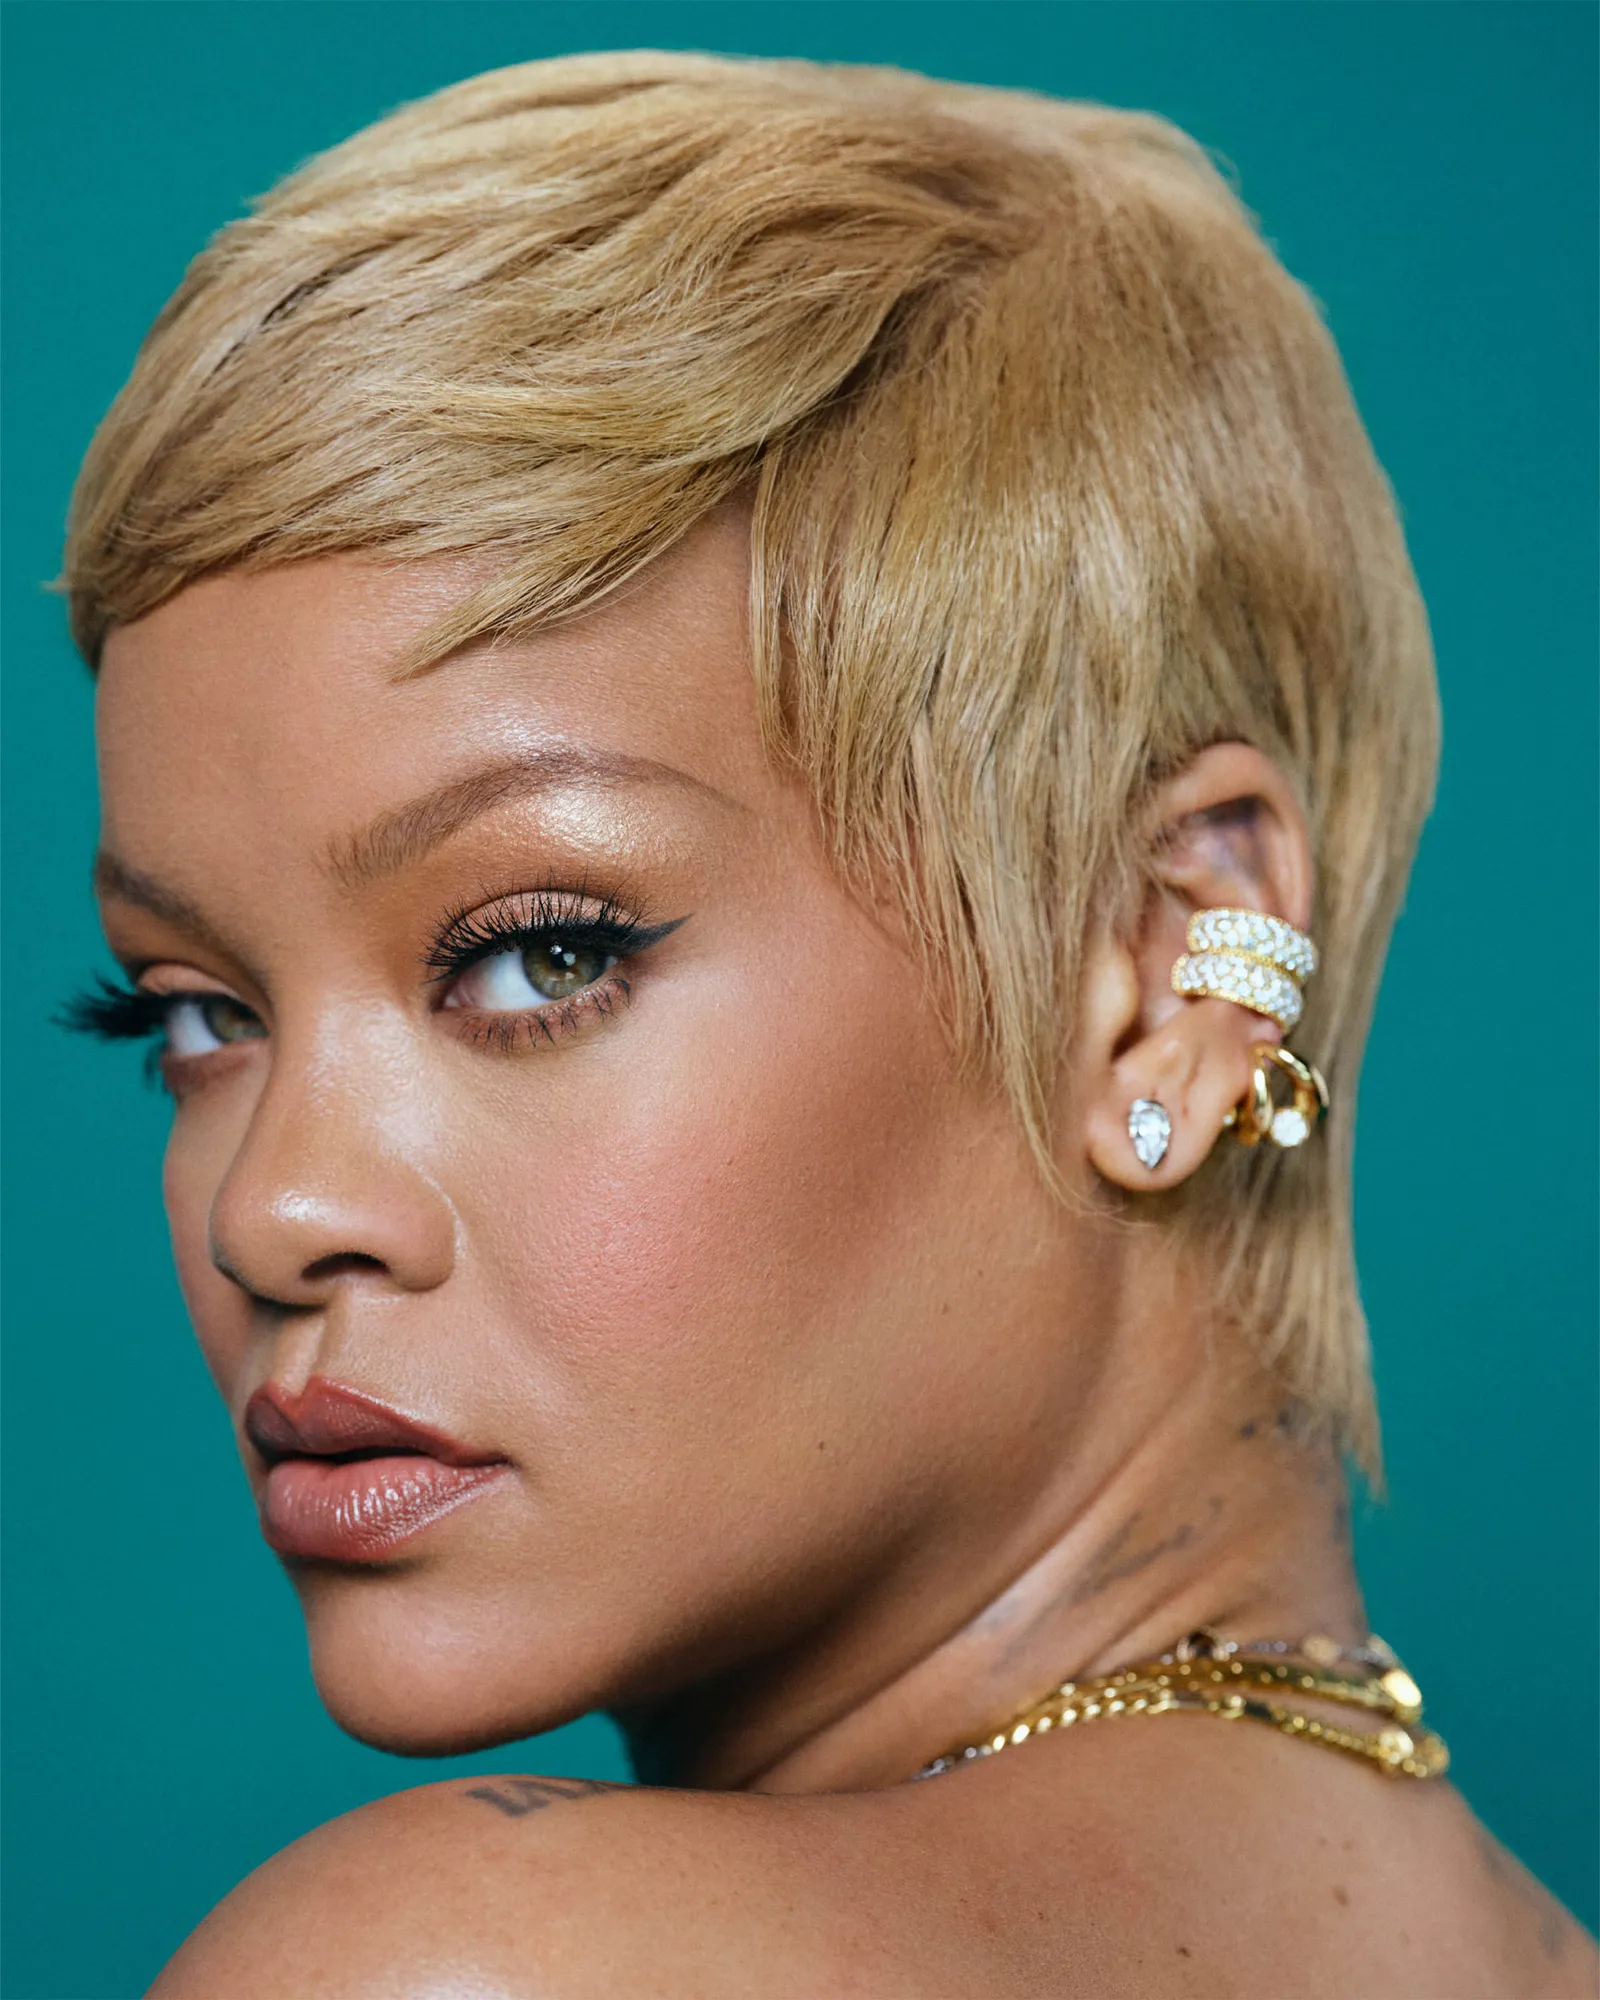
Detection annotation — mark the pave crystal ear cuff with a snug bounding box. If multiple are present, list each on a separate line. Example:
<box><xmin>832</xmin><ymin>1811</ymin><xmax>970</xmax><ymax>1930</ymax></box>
<box><xmin>1170</xmin><ymin>907</ymin><xmax>1329</xmax><ymax>1148</ymax></box>
<box><xmin>1170</xmin><ymin>907</ymin><xmax>1317</xmax><ymax>1032</ymax></box>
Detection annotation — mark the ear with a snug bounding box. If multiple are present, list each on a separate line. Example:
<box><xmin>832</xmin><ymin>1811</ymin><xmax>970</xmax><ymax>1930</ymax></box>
<box><xmin>1079</xmin><ymin>743</ymin><xmax>1314</xmax><ymax>1193</ymax></box>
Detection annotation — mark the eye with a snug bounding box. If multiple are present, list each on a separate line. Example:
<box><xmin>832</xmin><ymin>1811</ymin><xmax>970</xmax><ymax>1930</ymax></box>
<box><xmin>444</xmin><ymin>934</ymin><xmax>618</xmax><ymax>1013</ymax></box>
<box><xmin>59</xmin><ymin>975</ymin><xmax>268</xmax><ymax>1061</ymax></box>
<box><xmin>165</xmin><ymin>993</ymin><xmax>269</xmax><ymax>1056</ymax></box>
<box><xmin>424</xmin><ymin>889</ymin><xmax>687</xmax><ymax>1031</ymax></box>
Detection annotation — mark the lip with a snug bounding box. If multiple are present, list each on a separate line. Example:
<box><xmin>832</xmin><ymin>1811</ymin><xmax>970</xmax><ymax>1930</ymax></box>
<box><xmin>245</xmin><ymin>1378</ymin><xmax>509</xmax><ymax>1563</ymax></box>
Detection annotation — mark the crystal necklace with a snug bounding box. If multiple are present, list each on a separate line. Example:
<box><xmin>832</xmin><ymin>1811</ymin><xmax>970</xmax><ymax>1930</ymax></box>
<box><xmin>914</xmin><ymin>1629</ymin><xmax>1449</xmax><ymax>1781</ymax></box>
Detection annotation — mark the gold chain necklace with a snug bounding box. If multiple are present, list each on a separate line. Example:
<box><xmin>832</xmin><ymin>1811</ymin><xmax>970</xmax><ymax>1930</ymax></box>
<box><xmin>915</xmin><ymin>1630</ymin><xmax>1449</xmax><ymax>1782</ymax></box>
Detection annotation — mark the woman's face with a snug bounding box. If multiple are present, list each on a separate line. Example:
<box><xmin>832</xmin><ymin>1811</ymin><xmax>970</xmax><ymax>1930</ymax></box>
<box><xmin>93</xmin><ymin>511</ymin><xmax>1110</xmax><ymax>1763</ymax></box>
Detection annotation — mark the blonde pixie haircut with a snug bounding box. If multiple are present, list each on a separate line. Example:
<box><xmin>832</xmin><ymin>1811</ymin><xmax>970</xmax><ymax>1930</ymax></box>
<box><xmin>64</xmin><ymin>52</ymin><xmax>1438</xmax><ymax>1472</ymax></box>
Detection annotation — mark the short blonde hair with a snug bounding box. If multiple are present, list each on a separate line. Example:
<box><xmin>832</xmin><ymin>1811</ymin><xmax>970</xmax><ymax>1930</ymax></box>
<box><xmin>64</xmin><ymin>52</ymin><xmax>1438</xmax><ymax>1471</ymax></box>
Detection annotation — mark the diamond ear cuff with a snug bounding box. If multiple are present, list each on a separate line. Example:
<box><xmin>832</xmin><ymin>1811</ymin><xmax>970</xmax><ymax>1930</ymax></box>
<box><xmin>1170</xmin><ymin>907</ymin><xmax>1329</xmax><ymax>1149</ymax></box>
<box><xmin>1170</xmin><ymin>907</ymin><xmax>1317</xmax><ymax>1033</ymax></box>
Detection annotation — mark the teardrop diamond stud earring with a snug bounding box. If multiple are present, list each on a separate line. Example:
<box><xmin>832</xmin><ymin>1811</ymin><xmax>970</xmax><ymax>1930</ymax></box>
<box><xmin>1127</xmin><ymin>1098</ymin><xmax>1172</xmax><ymax>1170</ymax></box>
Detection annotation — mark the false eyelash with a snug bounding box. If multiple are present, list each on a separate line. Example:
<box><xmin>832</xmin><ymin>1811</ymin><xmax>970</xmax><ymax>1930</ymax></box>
<box><xmin>57</xmin><ymin>974</ymin><xmax>171</xmax><ymax>1042</ymax></box>
<box><xmin>422</xmin><ymin>885</ymin><xmax>679</xmax><ymax>983</ymax></box>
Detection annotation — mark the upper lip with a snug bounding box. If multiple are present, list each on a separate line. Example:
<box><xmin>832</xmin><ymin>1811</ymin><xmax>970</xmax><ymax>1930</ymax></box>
<box><xmin>244</xmin><ymin>1378</ymin><xmax>500</xmax><ymax>1469</ymax></box>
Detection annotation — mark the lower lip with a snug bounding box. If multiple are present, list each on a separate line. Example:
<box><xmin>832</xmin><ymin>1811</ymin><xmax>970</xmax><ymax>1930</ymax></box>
<box><xmin>259</xmin><ymin>1455</ymin><xmax>507</xmax><ymax>1562</ymax></box>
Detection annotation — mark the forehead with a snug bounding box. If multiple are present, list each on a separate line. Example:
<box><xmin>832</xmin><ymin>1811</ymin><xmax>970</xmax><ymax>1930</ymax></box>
<box><xmin>94</xmin><ymin>510</ymin><xmax>766</xmax><ymax>856</ymax></box>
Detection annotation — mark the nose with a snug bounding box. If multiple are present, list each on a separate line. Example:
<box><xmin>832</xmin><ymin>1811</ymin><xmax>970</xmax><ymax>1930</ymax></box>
<box><xmin>207</xmin><ymin>1059</ymin><xmax>456</xmax><ymax>1309</ymax></box>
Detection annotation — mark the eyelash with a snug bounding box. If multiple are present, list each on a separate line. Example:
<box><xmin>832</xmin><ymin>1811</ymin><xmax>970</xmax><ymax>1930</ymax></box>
<box><xmin>60</xmin><ymin>980</ymin><xmax>172</xmax><ymax>1042</ymax></box>
<box><xmin>61</xmin><ymin>887</ymin><xmax>683</xmax><ymax>1072</ymax></box>
<box><xmin>58</xmin><ymin>978</ymin><xmax>175</xmax><ymax>1082</ymax></box>
<box><xmin>423</xmin><ymin>887</ymin><xmax>650</xmax><ymax>982</ymax></box>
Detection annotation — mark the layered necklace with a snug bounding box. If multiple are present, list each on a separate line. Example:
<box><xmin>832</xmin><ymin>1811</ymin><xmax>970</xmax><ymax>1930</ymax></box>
<box><xmin>915</xmin><ymin>1629</ymin><xmax>1448</xmax><ymax>1782</ymax></box>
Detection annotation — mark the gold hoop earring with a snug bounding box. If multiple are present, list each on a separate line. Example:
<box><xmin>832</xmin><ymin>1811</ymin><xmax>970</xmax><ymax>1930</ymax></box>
<box><xmin>1225</xmin><ymin>1043</ymin><xmax>1330</xmax><ymax>1149</ymax></box>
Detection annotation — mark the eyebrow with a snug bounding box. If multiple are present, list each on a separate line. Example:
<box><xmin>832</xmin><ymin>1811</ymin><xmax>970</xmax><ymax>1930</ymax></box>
<box><xmin>324</xmin><ymin>748</ymin><xmax>743</xmax><ymax>890</ymax></box>
<box><xmin>91</xmin><ymin>852</ymin><xmax>238</xmax><ymax>959</ymax></box>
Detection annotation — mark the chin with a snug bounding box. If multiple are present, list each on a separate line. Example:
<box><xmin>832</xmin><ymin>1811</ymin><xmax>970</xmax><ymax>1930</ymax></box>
<box><xmin>295</xmin><ymin>1573</ymin><xmax>610</xmax><ymax>1760</ymax></box>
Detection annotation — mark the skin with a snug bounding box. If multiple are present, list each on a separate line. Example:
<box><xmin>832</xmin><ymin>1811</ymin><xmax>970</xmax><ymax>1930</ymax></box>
<box><xmin>89</xmin><ymin>510</ymin><xmax>1592</xmax><ymax>1996</ymax></box>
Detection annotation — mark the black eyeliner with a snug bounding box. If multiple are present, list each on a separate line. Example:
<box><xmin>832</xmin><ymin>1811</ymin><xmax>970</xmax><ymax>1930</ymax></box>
<box><xmin>423</xmin><ymin>888</ymin><xmax>688</xmax><ymax>984</ymax></box>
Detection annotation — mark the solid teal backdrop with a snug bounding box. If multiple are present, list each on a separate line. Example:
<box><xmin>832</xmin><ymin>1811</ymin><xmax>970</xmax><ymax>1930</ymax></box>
<box><xmin>3</xmin><ymin>4</ymin><xmax>1595</xmax><ymax>1993</ymax></box>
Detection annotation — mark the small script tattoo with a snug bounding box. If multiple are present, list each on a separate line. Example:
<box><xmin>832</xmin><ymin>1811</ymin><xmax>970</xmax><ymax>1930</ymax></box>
<box><xmin>463</xmin><ymin>1776</ymin><xmax>624</xmax><ymax>1819</ymax></box>
<box><xmin>1066</xmin><ymin>1497</ymin><xmax>1224</xmax><ymax>1609</ymax></box>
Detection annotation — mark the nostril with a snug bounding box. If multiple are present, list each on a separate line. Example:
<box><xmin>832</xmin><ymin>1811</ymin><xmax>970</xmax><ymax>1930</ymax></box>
<box><xmin>300</xmin><ymin>1251</ymin><xmax>389</xmax><ymax>1284</ymax></box>
<box><xmin>210</xmin><ymin>1239</ymin><xmax>310</xmax><ymax>1313</ymax></box>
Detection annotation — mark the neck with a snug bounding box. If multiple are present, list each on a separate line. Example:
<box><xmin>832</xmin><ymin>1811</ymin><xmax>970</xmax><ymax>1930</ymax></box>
<box><xmin>619</xmin><ymin>1336</ymin><xmax>1365</xmax><ymax>1795</ymax></box>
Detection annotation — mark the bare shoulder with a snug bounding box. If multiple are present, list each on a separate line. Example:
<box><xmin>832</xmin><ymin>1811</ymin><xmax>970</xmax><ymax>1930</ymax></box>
<box><xmin>147</xmin><ymin>1772</ymin><xmax>929</xmax><ymax>1999</ymax></box>
<box><xmin>148</xmin><ymin>1743</ymin><xmax>1599</xmax><ymax>2000</ymax></box>
<box><xmin>939</xmin><ymin>1717</ymin><xmax>1600</xmax><ymax>2000</ymax></box>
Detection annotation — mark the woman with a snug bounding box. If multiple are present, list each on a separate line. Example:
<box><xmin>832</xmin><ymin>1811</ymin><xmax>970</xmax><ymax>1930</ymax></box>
<box><xmin>63</xmin><ymin>51</ymin><xmax>1592</xmax><ymax>1996</ymax></box>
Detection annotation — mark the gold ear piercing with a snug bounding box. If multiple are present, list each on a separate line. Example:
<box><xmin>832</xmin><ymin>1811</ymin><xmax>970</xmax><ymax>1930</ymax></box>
<box><xmin>1170</xmin><ymin>908</ymin><xmax>1330</xmax><ymax>1147</ymax></box>
<box><xmin>1226</xmin><ymin>1043</ymin><xmax>1329</xmax><ymax>1149</ymax></box>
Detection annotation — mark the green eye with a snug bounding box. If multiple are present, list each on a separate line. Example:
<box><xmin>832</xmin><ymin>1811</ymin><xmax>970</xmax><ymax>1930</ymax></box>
<box><xmin>199</xmin><ymin>996</ymin><xmax>267</xmax><ymax>1043</ymax></box>
<box><xmin>521</xmin><ymin>937</ymin><xmax>612</xmax><ymax>1000</ymax></box>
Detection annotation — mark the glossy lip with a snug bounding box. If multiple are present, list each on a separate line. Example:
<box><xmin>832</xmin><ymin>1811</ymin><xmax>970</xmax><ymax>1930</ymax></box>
<box><xmin>245</xmin><ymin>1377</ymin><xmax>510</xmax><ymax>1563</ymax></box>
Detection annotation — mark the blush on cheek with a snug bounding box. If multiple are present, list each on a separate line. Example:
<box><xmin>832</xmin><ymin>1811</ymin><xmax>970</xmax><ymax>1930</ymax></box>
<box><xmin>473</xmin><ymin>964</ymin><xmax>969</xmax><ymax>1383</ymax></box>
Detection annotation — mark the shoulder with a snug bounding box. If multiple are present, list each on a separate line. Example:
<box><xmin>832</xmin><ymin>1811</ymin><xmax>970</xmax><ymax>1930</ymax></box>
<box><xmin>147</xmin><ymin>1736</ymin><xmax>1600</xmax><ymax>2000</ymax></box>
<box><xmin>145</xmin><ymin>1739</ymin><xmax>1288</xmax><ymax>2000</ymax></box>
<box><xmin>147</xmin><ymin>1772</ymin><xmax>929</xmax><ymax>1999</ymax></box>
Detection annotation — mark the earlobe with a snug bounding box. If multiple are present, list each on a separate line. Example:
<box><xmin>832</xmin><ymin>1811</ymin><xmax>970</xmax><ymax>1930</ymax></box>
<box><xmin>1087</xmin><ymin>1003</ymin><xmax>1246</xmax><ymax>1192</ymax></box>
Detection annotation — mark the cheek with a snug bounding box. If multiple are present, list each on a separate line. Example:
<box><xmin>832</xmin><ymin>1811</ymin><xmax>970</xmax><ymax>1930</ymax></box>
<box><xmin>459</xmin><ymin>945</ymin><xmax>988</xmax><ymax>1440</ymax></box>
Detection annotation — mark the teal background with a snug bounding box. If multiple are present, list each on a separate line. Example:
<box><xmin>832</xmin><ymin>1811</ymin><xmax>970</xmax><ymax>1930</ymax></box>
<box><xmin>3</xmin><ymin>2</ymin><xmax>1594</xmax><ymax>1991</ymax></box>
